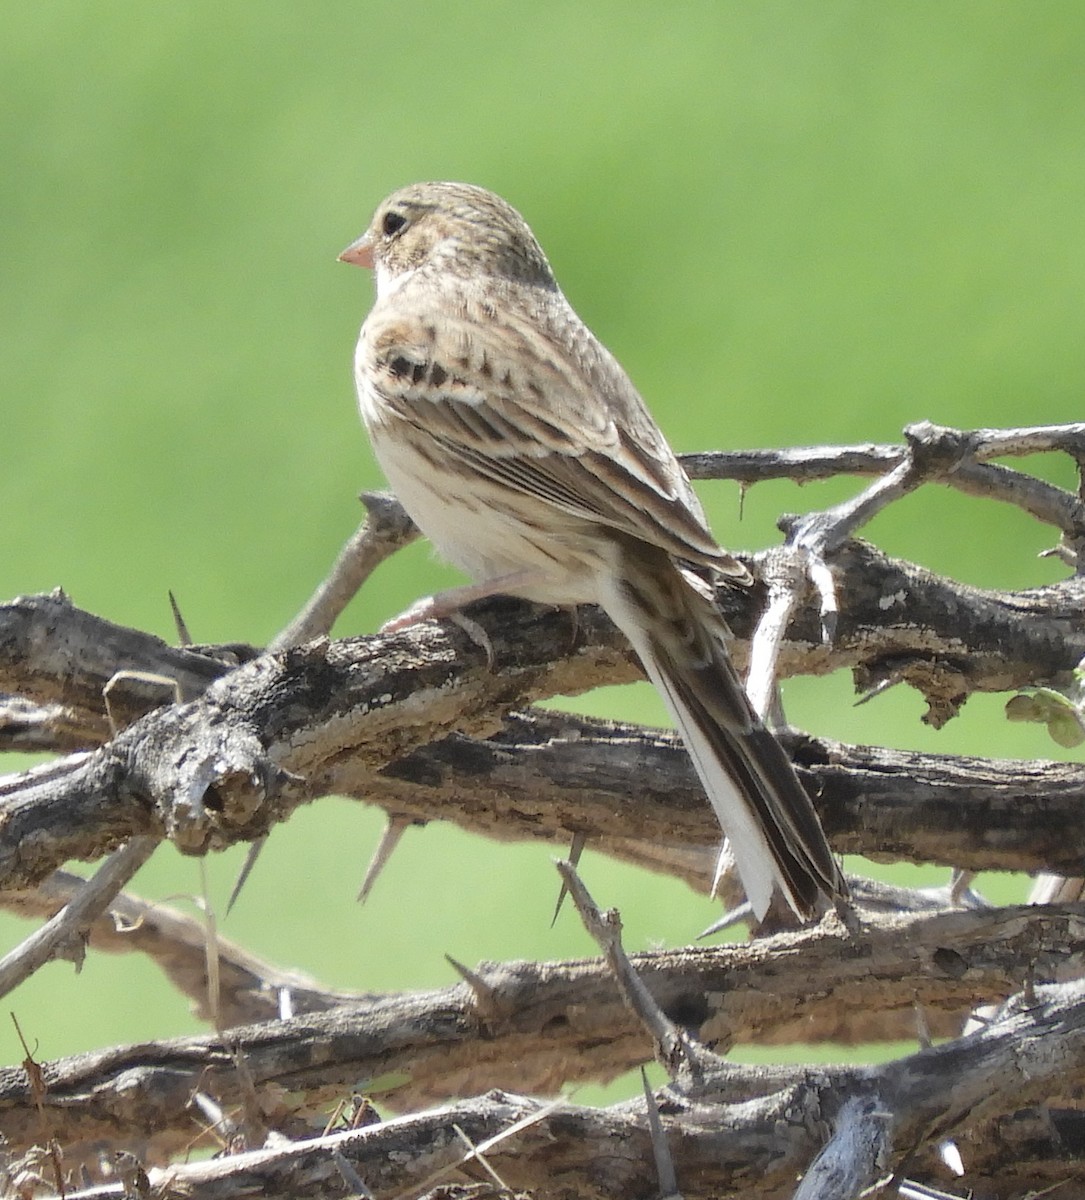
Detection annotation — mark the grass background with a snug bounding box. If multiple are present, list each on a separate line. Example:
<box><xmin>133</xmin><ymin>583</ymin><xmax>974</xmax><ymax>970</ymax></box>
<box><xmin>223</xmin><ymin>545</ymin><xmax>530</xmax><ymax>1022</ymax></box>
<box><xmin>1</xmin><ymin>2</ymin><xmax>1082</xmax><ymax>1098</ymax></box>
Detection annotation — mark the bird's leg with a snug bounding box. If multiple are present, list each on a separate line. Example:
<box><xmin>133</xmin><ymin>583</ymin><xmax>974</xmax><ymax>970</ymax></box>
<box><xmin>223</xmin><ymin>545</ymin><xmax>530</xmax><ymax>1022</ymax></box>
<box><xmin>379</xmin><ymin>568</ymin><xmax>547</xmax><ymax>633</ymax></box>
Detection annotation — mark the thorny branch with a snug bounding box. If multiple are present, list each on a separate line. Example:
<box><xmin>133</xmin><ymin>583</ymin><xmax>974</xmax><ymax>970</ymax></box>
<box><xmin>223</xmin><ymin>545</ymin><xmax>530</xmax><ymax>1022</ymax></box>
<box><xmin>2</xmin><ymin>584</ymin><xmax>1085</xmax><ymax>899</ymax></box>
<box><xmin>1</xmin><ymin>901</ymin><xmax>1083</xmax><ymax>1155</ymax></box>
<box><xmin>2</xmin><ymin>423</ymin><xmax>1085</xmax><ymax>1198</ymax></box>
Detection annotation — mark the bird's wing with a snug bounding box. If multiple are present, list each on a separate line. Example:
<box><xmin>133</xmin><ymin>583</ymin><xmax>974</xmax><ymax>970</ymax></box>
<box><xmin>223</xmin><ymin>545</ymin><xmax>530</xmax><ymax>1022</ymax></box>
<box><xmin>361</xmin><ymin>287</ymin><xmax>749</xmax><ymax>578</ymax></box>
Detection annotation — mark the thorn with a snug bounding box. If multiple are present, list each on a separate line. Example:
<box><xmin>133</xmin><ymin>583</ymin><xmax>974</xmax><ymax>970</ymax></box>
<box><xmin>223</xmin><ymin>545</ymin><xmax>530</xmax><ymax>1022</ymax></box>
<box><xmin>641</xmin><ymin>1067</ymin><xmax>682</xmax><ymax>1199</ymax></box>
<box><xmin>357</xmin><ymin>816</ymin><xmax>411</xmax><ymax>903</ymax></box>
<box><xmin>199</xmin><ymin>858</ymin><xmax>221</xmax><ymax>1030</ymax></box>
<box><xmin>452</xmin><ymin>1122</ymin><xmax>512</xmax><ymax>1193</ymax></box>
<box><xmin>913</xmin><ymin>1003</ymin><xmax>932</xmax><ymax>1049</ymax></box>
<box><xmin>698</xmin><ymin>901</ymin><xmax>754</xmax><ymax>940</ymax></box>
<box><xmin>853</xmin><ymin>672</ymin><xmax>902</xmax><ymax>707</ymax></box>
<box><xmin>446</xmin><ymin>953</ymin><xmax>504</xmax><ymax>1019</ymax></box>
<box><xmin>406</xmin><ymin>1093</ymin><xmax>567</xmax><ymax>1197</ymax></box>
<box><xmin>938</xmin><ymin>1139</ymin><xmax>965</xmax><ymax>1177</ymax></box>
<box><xmin>550</xmin><ymin>832</ymin><xmax>586</xmax><ymax>926</ymax></box>
<box><xmin>709</xmin><ymin>839</ymin><xmax>731</xmax><ymax>900</ymax></box>
<box><xmin>1040</xmin><ymin>542</ymin><xmax>1077</xmax><ymax>566</ymax></box>
<box><xmin>708</xmin><ymin>839</ymin><xmax>758</xmax><ymax>917</ymax></box>
<box><xmin>226</xmin><ymin>837</ymin><xmax>267</xmax><ymax>915</ymax></box>
<box><xmin>805</xmin><ymin>556</ymin><xmax>838</xmax><ymax>645</ymax></box>
<box><xmin>948</xmin><ymin>868</ymin><xmax>976</xmax><ymax>904</ymax></box>
<box><xmin>921</xmin><ymin>1003</ymin><xmax>969</xmax><ymax>1180</ymax></box>
<box><xmin>169</xmin><ymin>590</ymin><xmax>193</xmax><ymax>646</ymax></box>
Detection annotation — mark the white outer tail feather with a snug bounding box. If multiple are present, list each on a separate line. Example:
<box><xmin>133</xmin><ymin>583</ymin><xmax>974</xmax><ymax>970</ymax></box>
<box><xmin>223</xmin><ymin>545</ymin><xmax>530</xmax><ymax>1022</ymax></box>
<box><xmin>625</xmin><ymin>628</ymin><xmax>782</xmax><ymax>920</ymax></box>
<box><xmin>598</xmin><ymin>550</ymin><xmax>803</xmax><ymax>921</ymax></box>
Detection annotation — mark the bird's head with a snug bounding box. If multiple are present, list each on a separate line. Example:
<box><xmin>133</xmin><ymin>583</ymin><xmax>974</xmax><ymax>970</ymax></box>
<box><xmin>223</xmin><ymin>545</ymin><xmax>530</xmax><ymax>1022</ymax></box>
<box><xmin>339</xmin><ymin>181</ymin><xmax>557</xmax><ymax>295</ymax></box>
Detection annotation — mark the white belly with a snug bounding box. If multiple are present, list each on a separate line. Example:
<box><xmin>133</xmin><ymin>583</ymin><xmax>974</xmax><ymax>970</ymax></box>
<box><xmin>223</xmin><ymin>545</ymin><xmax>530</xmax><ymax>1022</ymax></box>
<box><xmin>369</xmin><ymin>417</ymin><xmax>607</xmax><ymax>610</ymax></box>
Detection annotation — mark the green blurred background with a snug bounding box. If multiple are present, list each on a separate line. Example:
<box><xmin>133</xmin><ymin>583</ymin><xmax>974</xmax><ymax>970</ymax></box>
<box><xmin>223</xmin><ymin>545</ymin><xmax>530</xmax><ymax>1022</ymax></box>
<box><xmin>1</xmin><ymin>2</ymin><xmax>1081</xmax><ymax>1094</ymax></box>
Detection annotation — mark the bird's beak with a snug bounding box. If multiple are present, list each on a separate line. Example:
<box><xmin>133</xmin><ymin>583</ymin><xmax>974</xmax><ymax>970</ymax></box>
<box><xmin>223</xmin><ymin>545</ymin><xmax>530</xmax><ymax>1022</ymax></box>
<box><xmin>338</xmin><ymin>232</ymin><xmax>375</xmax><ymax>269</ymax></box>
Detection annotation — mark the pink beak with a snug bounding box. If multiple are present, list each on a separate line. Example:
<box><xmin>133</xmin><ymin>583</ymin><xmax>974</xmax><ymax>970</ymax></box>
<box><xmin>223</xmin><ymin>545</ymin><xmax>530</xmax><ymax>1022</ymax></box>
<box><xmin>338</xmin><ymin>232</ymin><xmax>375</xmax><ymax>269</ymax></box>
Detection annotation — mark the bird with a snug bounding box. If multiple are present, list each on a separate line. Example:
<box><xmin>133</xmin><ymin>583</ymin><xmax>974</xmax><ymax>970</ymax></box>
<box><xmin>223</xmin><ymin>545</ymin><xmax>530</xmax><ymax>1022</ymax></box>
<box><xmin>339</xmin><ymin>181</ymin><xmax>846</xmax><ymax>922</ymax></box>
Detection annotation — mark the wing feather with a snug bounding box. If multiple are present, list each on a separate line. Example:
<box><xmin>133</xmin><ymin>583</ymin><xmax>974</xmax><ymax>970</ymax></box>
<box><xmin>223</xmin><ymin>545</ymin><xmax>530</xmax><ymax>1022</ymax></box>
<box><xmin>360</xmin><ymin>284</ymin><xmax>748</xmax><ymax>578</ymax></box>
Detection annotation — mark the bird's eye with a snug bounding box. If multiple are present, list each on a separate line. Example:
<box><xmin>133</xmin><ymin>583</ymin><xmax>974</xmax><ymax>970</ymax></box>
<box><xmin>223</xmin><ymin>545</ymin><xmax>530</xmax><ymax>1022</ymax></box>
<box><xmin>382</xmin><ymin>210</ymin><xmax>408</xmax><ymax>237</ymax></box>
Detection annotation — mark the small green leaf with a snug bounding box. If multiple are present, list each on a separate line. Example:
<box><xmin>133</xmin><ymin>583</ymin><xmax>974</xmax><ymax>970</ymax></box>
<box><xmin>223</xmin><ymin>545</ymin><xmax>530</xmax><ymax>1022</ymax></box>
<box><xmin>1048</xmin><ymin>710</ymin><xmax>1085</xmax><ymax>748</ymax></box>
<box><xmin>1005</xmin><ymin>694</ymin><xmax>1043</xmax><ymax>723</ymax></box>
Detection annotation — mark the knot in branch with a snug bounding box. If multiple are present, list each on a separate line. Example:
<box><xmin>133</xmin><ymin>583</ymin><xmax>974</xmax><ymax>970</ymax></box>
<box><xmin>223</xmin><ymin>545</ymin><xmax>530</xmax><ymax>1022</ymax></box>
<box><xmin>127</xmin><ymin>712</ymin><xmax>289</xmax><ymax>854</ymax></box>
<box><xmin>903</xmin><ymin>421</ymin><xmax>975</xmax><ymax>478</ymax></box>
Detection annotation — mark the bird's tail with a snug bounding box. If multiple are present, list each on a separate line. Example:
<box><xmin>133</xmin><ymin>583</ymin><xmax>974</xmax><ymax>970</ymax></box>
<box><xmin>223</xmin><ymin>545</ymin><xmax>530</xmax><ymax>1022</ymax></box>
<box><xmin>602</xmin><ymin>541</ymin><xmax>846</xmax><ymax>921</ymax></box>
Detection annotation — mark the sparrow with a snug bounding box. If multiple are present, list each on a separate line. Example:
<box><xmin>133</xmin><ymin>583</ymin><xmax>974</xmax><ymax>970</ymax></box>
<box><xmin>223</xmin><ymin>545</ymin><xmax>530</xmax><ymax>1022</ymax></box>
<box><xmin>340</xmin><ymin>181</ymin><xmax>846</xmax><ymax>921</ymax></box>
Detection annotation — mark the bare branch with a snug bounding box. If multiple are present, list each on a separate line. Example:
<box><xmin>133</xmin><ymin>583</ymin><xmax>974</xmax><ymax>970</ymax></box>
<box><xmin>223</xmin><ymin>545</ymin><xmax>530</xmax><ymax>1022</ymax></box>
<box><xmin>1</xmin><ymin>901</ymin><xmax>1081</xmax><ymax>1159</ymax></box>
<box><xmin>269</xmin><ymin>492</ymin><xmax>420</xmax><ymax>652</ymax></box>
<box><xmin>557</xmin><ymin>859</ymin><xmax>714</xmax><ymax>1080</ymax></box>
<box><xmin>3</xmin><ymin>600</ymin><xmax>1085</xmax><ymax>897</ymax></box>
<box><xmin>744</xmin><ymin>546</ymin><xmax>804</xmax><ymax>718</ymax></box>
<box><xmin>0</xmin><ymin>838</ymin><xmax>158</xmax><ymax>999</ymax></box>
<box><xmin>682</xmin><ymin>422</ymin><xmax>1085</xmax><ymax>545</ymax></box>
<box><xmin>965</xmin><ymin>422</ymin><xmax>1085</xmax><ymax>460</ymax></box>
<box><xmin>792</xmin><ymin>1095</ymin><xmax>892</xmax><ymax>1200</ymax></box>
<box><xmin>0</xmin><ymin>590</ymin><xmax>253</xmax><ymax>746</ymax></box>
<box><xmin>641</xmin><ymin>1067</ymin><xmax>682</xmax><ymax>1200</ymax></box>
<box><xmin>784</xmin><ymin>453</ymin><xmax>919</xmax><ymax>559</ymax></box>
<box><xmin>4</xmin><ymin>425</ymin><xmax>1085</xmax><ymax>1196</ymax></box>
<box><xmin>0</xmin><ymin>871</ymin><xmax>354</xmax><ymax>1025</ymax></box>
<box><xmin>5</xmin><ymin>533</ymin><xmax>1084</xmax><ymax>759</ymax></box>
<box><xmin>680</xmin><ymin>443</ymin><xmax>905</xmax><ymax>485</ymax></box>
<box><xmin>29</xmin><ymin>973</ymin><xmax>1085</xmax><ymax>1199</ymax></box>
<box><xmin>0</xmin><ymin>693</ymin><xmax>90</xmax><ymax>753</ymax></box>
